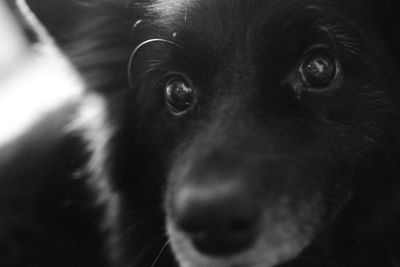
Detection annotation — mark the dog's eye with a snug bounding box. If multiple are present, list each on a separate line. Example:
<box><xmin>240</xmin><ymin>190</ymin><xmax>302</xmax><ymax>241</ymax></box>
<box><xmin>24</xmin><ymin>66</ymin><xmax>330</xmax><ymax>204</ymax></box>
<box><xmin>300</xmin><ymin>50</ymin><xmax>338</xmax><ymax>88</ymax></box>
<box><xmin>165</xmin><ymin>76</ymin><xmax>196</xmax><ymax>115</ymax></box>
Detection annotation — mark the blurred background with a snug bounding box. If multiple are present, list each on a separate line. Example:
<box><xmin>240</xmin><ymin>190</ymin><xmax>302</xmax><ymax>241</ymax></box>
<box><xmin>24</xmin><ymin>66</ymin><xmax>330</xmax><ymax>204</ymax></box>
<box><xmin>0</xmin><ymin>0</ymin><xmax>83</xmax><ymax>147</ymax></box>
<box><xmin>0</xmin><ymin>2</ymin><xmax>101</xmax><ymax>264</ymax></box>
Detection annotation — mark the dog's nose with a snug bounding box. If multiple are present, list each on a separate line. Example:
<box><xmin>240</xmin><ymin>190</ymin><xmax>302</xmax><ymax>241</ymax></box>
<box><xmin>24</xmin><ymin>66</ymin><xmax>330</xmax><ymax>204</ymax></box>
<box><xmin>173</xmin><ymin>181</ymin><xmax>261</xmax><ymax>256</ymax></box>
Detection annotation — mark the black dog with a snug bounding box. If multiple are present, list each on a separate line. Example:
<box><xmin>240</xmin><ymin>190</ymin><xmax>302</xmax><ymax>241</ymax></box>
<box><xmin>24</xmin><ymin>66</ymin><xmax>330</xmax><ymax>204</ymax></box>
<box><xmin>5</xmin><ymin>0</ymin><xmax>400</xmax><ymax>266</ymax></box>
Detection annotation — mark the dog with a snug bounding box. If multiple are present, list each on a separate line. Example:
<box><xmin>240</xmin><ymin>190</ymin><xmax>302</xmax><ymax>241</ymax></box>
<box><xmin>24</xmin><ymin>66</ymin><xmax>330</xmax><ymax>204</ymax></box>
<box><xmin>5</xmin><ymin>0</ymin><xmax>400</xmax><ymax>266</ymax></box>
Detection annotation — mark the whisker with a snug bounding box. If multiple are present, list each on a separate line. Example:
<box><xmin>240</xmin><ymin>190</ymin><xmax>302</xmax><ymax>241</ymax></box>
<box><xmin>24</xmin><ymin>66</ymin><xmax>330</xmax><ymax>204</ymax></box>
<box><xmin>125</xmin><ymin>229</ymin><xmax>166</xmax><ymax>267</ymax></box>
<box><xmin>120</xmin><ymin>213</ymin><xmax>160</xmax><ymax>240</ymax></box>
<box><xmin>150</xmin><ymin>240</ymin><xmax>171</xmax><ymax>267</ymax></box>
<box><xmin>121</xmin><ymin>204</ymin><xmax>160</xmax><ymax>219</ymax></box>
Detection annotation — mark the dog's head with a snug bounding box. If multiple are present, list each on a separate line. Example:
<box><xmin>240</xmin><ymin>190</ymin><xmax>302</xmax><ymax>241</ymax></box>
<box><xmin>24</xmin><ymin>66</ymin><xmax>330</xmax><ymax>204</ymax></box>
<box><xmin>73</xmin><ymin>0</ymin><xmax>400</xmax><ymax>266</ymax></box>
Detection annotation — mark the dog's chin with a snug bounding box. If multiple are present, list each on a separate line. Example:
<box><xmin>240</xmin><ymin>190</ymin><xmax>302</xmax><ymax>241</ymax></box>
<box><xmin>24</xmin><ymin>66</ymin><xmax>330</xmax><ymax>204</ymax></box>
<box><xmin>166</xmin><ymin>216</ymin><xmax>314</xmax><ymax>267</ymax></box>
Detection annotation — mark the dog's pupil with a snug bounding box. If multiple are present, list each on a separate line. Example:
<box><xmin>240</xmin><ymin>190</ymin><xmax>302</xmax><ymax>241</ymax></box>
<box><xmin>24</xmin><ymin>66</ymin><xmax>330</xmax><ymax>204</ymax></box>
<box><xmin>303</xmin><ymin>54</ymin><xmax>336</xmax><ymax>87</ymax></box>
<box><xmin>165</xmin><ymin>78</ymin><xmax>194</xmax><ymax>112</ymax></box>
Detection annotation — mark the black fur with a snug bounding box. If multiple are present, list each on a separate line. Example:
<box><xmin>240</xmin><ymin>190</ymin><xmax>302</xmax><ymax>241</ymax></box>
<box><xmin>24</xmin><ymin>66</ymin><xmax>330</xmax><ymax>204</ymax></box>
<box><xmin>4</xmin><ymin>0</ymin><xmax>400</xmax><ymax>266</ymax></box>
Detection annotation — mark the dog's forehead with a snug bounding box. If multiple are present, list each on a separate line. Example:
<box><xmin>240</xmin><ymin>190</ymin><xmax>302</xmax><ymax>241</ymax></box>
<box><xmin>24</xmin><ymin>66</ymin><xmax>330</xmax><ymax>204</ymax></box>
<box><xmin>147</xmin><ymin>0</ymin><xmax>378</xmax><ymax>61</ymax></box>
<box><xmin>150</xmin><ymin>0</ymin><xmax>303</xmax><ymax>21</ymax></box>
<box><xmin>150</xmin><ymin>0</ymin><xmax>195</xmax><ymax>15</ymax></box>
<box><xmin>148</xmin><ymin>0</ymin><xmax>355</xmax><ymax>44</ymax></box>
<box><xmin>148</xmin><ymin>0</ymin><xmax>330</xmax><ymax>57</ymax></box>
<box><xmin>149</xmin><ymin>0</ymin><xmax>374</xmax><ymax>26</ymax></box>
<box><xmin>149</xmin><ymin>0</ymin><xmax>330</xmax><ymax>20</ymax></box>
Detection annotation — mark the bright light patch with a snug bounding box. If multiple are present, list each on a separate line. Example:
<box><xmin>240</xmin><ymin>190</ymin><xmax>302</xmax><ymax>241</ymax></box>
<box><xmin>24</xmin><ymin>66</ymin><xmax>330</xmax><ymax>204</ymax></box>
<box><xmin>0</xmin><ymin>0</ymin><xmax>84</xmax><ymax>147</ymax></box>
<box><xmin>0</xmin><ymin>1</ymin><xmax>29</xmax><ymax>74</ymax></box>
<box><xmin>0</xmin><ymin>46</ymin><xmax>84</xmax><ymax>147</ymax></box>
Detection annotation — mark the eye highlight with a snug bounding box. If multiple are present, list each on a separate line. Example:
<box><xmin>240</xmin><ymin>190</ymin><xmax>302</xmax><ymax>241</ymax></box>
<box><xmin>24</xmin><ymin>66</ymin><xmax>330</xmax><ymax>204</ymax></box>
<box><xmin>299</xmin><ymin>49</ymin><xmax>340</xmax><ymax>89</ymax></box>
<box><xmin>164</xmin><ymin>75</ymin><xmax>196</xmax><ymax>115</ymax></box>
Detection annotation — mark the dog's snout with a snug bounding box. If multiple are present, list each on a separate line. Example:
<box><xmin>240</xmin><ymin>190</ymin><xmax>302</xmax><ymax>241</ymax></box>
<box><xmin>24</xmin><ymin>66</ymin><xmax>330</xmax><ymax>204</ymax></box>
<box><xmin>173</xmin><ymin>181</ymin><xmax>261</xmax><ymax>256</ymax></box>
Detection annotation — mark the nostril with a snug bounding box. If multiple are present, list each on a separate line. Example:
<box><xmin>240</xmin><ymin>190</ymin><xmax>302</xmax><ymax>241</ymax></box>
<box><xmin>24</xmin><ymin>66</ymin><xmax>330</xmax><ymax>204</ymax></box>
<box><xmin>180</xmin><ymin>213</ymin><xmax>257</xmax><ymax>238</ymax></box>
<box><xmin>173</xmin><ymin>182</ymin><xmax>261</xmax><ymax>256</ymax></box>
<box><xmin>230</xmin><ymin>218</ymin><xmax>254</xmax><ymax>232</ymax></box>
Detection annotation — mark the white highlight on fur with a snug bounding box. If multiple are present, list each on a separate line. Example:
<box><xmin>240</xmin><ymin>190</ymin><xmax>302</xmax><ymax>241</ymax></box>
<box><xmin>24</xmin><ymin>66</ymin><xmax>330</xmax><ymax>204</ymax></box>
<box><xmin>69</xmin><ymin>94</ymin><xmax>121</xmax><ymax>260</ymax></box>
<box><xmin>69</xmin><ymin>94</ymin><xmax>119</xmax><ymax>228</ymax></box>
<box><xmin>0</xmin><ymin>0</ymin><xmax>83</xmax><ymax>146</ymax></box>
<box><xmin>150</xmin><ymin>0</ymin><xmax>195</xmax><ymax>17</ymax></box>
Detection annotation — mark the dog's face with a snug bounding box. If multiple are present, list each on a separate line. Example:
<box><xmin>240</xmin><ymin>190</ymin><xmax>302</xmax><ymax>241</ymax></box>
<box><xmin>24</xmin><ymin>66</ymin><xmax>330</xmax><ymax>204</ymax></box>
<box><xmin>77</xmin><ymin>0</ymin><xmax>400</xmax><ymax>266</ymax></box>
